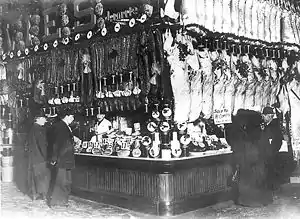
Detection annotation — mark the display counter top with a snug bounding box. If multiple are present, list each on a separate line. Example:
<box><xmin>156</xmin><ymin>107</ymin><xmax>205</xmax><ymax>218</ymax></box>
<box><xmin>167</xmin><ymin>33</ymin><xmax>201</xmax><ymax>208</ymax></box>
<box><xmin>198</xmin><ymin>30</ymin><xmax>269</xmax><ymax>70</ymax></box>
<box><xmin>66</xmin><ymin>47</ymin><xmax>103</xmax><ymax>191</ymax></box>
<box><xmin>75</xmin><ymin>150</ymin><xmax>233</xmax><ymax>174</ymax></box>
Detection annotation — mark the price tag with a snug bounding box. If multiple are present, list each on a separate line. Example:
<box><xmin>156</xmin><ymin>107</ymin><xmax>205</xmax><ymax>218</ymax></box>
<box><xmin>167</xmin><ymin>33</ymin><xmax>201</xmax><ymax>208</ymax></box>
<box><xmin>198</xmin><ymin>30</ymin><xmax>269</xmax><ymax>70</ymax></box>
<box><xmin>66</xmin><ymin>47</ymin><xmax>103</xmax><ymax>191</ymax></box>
<box><xmin>213</xmin><ymin>108</ymin><xmax>232</xmax><ymax>125</ymax></box>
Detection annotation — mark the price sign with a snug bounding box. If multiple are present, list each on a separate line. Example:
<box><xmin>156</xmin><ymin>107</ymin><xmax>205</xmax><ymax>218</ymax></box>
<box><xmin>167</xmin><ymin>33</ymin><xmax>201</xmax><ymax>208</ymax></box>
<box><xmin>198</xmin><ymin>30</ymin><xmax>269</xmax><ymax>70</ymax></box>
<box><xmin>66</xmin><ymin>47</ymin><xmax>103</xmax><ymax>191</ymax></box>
<box><xmin>213</xmin><ymin>108</ymin><xmax>232</xmax><ymax>125</ymax></box>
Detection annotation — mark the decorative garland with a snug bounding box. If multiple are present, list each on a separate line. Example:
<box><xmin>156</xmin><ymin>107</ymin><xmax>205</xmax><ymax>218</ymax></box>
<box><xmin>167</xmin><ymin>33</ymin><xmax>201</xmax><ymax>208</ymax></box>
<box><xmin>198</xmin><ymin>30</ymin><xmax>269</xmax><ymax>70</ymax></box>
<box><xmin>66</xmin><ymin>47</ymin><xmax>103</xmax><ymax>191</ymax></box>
<box><xmin>184</xmin><ymin>23</ymin><xmax>300</xmax><ymax>60</ymax></box>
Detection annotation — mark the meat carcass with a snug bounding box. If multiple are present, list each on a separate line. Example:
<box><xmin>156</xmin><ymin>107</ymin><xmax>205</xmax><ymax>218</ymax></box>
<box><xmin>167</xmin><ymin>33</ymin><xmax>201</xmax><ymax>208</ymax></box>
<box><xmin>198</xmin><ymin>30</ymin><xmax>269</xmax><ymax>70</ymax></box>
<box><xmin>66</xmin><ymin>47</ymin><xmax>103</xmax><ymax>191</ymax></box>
<box><xmin>291</xmin><ymin>13</ymin><xmax>300</xmax><ymax>44</ymax></box>
<box><xmin>269</xmin><ymin>4</ymin><xmax>278</xmax><ymax>42</ymax></box>
<box><xmin>168</xmin><ymin>46</ymin><xmax>191</xmax><ymax>124</ymax></box>
<box><xmin>195</xmin><ymin>0</ymin><xmax>206</xmax><ymax>26</ymax></box>
<box><xmin>261</xmin><ymin>59</ymin><xmax>272</xmax><ymax>107</ymax></box>
<box><xmin>205</xmin><ymin>0</ymin><xmax>214</xmax><ymax>31</ymax></box>
<box><xmin>263</xmin><ymin>1</ymin><xmax>272</xmax><ymax>42</ymax></box>
<box><xmin>268</xmin><ymin>60</ymin><xmax>280</xmax><ymax>106</ymax></box>
<box><xmin>232</xmin><ymin>55</ymin><xmax>251</xmax><ymax>114</ymax></box>
<box><xmin>231</xmin><ymin>0</ymin><xmax>239</xmax><ymax>36</ymax></box>
<box><xmin>233</xmin><ymin>77</ymin><xmax>247</xmax><ymax>115</ymax></box>
<box><xmin>282</xmin><ymin>10</ymin><xmax>296</xmax><ymax>44</ymax></box>
<box><xmin>223</xmin><ymin>53</ymin><xmax>237</xmax><ymax>114</ymax></box>
<box><xmin>238</xmin><ymin>0</ymin><xmax>246</xmax><ymax>36</ymax></box>
<box><xmin>251</xmin><ymin>0</ymin><xmax>259</xmax><ymax>39</ymax></box>
<box><xmin>213</xmin><ymin>0</ymin><xmax>223</xmax><ymax>33</ymax></box>
<box><xmin>188</xmin><ymin>55</ymin><xmax>203</xmax><ymax>122</ymax></box>
<box><xmin>181</xmin><ymin>0</ymin><xmax>198</xmax><ymax>26</ymax></box>
<box><xmin>222</xmin><ymin>0</ymin><xmax>232</xmax><ymax>33</ymax></box>
<box><xmin>274</xmin><ymin>6</ymin><xmax>282</xmax><ymax>42</ymax></box>
<box><xmin>244</xmin><ymin>0</ymin><xmax>253</xmax><ymax>38</ymax></box>
<box><xmin>252</xmin><ymin>55</ymin><xmax>264</xmax><ymax>112</ymax></box>
<box><xmin>244</xmin><ymin>71</ymin><xmax>257</xmax><ymax>110</ymax></box>
<box><xmin>287</xmin><ymin>78</ymin><xmax>300</xmax><ymax>151</ymax></box>
<box><xmin>200</xmin><ymin>49</ymin><xmax>214</xmax><ymax>119</ymax></box>
<box><xmin>257</xmin><ymin>0</ymin><xmax>267</xmax><ymax>41</ymax></box>
<box><xmin>212</xmin><ymin>52</ymin><xmax>226</xmax><ymax>112</ymax></box>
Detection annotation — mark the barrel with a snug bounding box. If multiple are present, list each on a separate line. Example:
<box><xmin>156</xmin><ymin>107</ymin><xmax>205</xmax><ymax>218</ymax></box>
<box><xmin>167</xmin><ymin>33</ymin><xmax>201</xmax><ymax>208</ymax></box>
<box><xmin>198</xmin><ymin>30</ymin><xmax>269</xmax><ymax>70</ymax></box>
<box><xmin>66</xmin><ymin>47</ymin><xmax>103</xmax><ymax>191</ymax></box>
<box><xmin>1</xmin><ymin>147</ymin><xmax>14</xmax><ymax>182</ymax></box>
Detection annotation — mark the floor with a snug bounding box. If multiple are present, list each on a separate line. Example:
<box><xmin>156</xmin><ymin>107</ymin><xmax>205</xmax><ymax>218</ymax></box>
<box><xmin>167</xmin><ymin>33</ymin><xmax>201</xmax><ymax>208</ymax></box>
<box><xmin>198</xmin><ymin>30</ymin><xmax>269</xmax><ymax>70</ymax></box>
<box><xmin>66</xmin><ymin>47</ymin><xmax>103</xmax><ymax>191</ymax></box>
<box><xmin>1</xmin><ymin>182</ymin><xmax>300</xmax><ymax>219</ymax></box>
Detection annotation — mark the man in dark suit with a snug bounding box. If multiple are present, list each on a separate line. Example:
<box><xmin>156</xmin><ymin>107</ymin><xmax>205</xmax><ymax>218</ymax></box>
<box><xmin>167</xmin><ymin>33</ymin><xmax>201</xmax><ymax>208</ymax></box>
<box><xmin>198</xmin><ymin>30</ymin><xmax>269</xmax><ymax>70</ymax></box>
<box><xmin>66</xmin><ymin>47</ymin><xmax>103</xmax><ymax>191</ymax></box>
<box><xmin>261</xmin><ymin>106</ymin><xmax>284</xmax><ymax>190</ymax></box>
<box><xmin>47</xmin><ymin>110</ymin><xmax>79</xmax><ymax>207</ymax></box>
<box><xmin>27</xmin><ymin>113</ymin><xmax>50</xmax><ymax>201</ymax></box>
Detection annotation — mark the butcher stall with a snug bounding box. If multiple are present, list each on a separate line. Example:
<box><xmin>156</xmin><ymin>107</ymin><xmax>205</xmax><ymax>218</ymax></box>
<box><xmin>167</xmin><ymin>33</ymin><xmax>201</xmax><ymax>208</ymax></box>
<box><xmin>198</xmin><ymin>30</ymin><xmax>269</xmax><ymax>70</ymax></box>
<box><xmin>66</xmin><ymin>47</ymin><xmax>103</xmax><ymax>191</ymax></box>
<box><xmin>1</xmin><ymin>0</ymin><xmax>300</xmax><ymax>216</ymax></box>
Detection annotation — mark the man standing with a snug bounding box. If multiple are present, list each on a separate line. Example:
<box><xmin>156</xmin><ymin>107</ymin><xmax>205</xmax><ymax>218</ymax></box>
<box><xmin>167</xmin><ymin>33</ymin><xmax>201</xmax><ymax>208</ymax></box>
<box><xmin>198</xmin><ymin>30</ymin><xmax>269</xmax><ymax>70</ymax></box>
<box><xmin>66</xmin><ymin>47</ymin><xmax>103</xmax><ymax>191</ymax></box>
<box><xmin>261</xmin><ymin>106</ymin><xmax>284</xmax><ymax>190</ymax></box>
<box><xmin>27</xmin><ymin>113</ymin><xmax>50</xmax><ymax>201</ymax></box>
<box><xmin>48</xmin><ymin>111</ymin><xmax>79</xmax><ymax>207</ymax></box>
<box><xmin>90</xmin><ymin>113</ymin><xmax>113</xmax><ymax>142</ymax></box>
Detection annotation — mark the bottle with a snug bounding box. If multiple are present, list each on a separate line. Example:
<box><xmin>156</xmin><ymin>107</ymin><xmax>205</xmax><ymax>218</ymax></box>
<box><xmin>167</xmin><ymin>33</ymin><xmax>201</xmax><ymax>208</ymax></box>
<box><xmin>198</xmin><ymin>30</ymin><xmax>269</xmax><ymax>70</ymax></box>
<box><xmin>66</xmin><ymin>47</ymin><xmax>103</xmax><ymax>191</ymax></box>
<box><xmin>171</xmin><ymin>132</ymin><xmax>182</xmax><ymax>158</ymax></box>
<box><xmin>161</xmin><ymin>131</ymin><xmax>171</xmax><ymax>159</ymax></box>
<box><xmin>132</xmin><ymin>139</ymin><xmax>142</xmax><ymax>158</ymax></box>
<box><xmin>180</xmin><ymin>134</ymin><xmax>191</xmax><ymax>157</ymax></box>
<box><xmin>149</xmin><ymin>132</ymin><xmax>160</xmax><ymax>158</ymax></box>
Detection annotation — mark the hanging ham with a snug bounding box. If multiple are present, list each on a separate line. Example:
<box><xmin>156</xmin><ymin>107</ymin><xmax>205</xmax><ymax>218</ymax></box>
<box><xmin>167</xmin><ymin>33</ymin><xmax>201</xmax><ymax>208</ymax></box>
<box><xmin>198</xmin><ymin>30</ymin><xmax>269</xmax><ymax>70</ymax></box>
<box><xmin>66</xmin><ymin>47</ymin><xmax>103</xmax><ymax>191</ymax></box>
<box><xmin>200</xmin><ymin>49</ymin><xmax>214</xmax><ymax>119</ymax></box>
<box><xmin>252</xmin><ymin>55</ymin><xmax>263</xmax><ymax>111</ymax></box>
<box><xmin>165</xmin><ymin>32</ymin><xmax>191</xmax><ymax>123</ymax></box>
<box><xmin>244</xmin><ymin>55</ymin><xmax>256</xmax><ymax>110</ymax></box>
<box><xmin>188</xmin><ymin>51</ymin><xmax>203</xmax><ymax>122</ymax></box>
<box><xmin>223</xmin><ymin>53</ymin><xmax>237</xmax><ymax>114</ymax></box>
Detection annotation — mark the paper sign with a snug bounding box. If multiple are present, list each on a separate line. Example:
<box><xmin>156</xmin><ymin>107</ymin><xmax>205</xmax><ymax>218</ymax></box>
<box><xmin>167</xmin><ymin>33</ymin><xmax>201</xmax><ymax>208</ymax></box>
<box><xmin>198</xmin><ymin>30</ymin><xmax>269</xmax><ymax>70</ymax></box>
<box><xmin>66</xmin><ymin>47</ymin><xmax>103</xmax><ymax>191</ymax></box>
<box><xmin>213</xmin><ymin>108</ymin><xmax>232</xmax><ymax>125</ymax></box>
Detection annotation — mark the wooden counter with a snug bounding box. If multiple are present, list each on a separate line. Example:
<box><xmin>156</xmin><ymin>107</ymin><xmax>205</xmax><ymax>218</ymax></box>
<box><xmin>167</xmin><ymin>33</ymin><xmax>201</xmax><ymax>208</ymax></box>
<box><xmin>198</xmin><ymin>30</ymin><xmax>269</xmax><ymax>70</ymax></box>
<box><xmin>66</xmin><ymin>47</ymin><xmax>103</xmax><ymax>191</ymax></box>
<box><xmin>72</xmin><ymin>151</ymin><xmax>234</xmax><ymax>216</ymax></box>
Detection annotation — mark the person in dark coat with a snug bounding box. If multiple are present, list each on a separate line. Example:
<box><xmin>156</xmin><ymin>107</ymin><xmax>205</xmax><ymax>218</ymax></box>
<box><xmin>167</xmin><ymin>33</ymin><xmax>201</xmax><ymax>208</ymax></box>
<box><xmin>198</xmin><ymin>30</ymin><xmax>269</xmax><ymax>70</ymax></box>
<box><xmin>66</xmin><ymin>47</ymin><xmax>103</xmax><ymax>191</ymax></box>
<box><xmin>227</xmin><ymin>109</ymin><xmax>273</xmax><ymax>207</ymax></box>
<box><xmin>27</xmin><ymin>114</ymin><xmax>50</xmax><ymax>200</ymax></box>
<box><xmin>260</xmin><ymin>106</ymin><xmax>284</xmax><ymax>190</ymax></box>
<box><xmin>47</xmin><ymin>111</ymin><xmax>79</xmax><ymax>207</ymax></box>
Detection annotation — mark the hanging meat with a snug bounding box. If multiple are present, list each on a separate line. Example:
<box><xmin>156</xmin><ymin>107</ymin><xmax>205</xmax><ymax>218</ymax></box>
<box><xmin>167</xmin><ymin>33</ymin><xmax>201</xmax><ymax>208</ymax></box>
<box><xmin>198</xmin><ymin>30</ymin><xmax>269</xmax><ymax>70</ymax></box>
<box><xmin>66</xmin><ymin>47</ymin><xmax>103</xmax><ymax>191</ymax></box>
<box><xmin>238</xmin><ymin>0</ymin><xmax>246</xmax><ymax>37</ymax></box>
<box><xmin>223</xmin><ymin>53</ymin><xmax>237</xmax><ymax>114</ymax></box>
<box><xmin>251</xmin><ymin>0</ymin><xmax>259</xmax><ymax>40</ymax></box>
<box><xmin>257</xmin><ymin>0</ymin><xmax>267</xmax><ymax>41</ymax></box>
<box><xmin>274</xmin><ymin>5</ymin><xmax>282</xmax><ymax>42</ymax></box>
<box><xmin>200</xmin><ymin>49</ymin><xmax>214</xmax><ymax>119</ymax></box>
<box><xmin>251</xmin><ymin>55</ymin><xmax>263</xmax><ymax>111</ymax></box>
<box><xmin>269</xmin><ymin>3</ymin><xmax>278</xmax><ymax>42</ymax></box>
<box><xmin>205</xmin><ymin>0</ymin><xmax>214</xmax><ymax>31</ymax></box>
<box><xmin>195</xmin><ymin>0</ymin><xmax>205</xmax><ymax>27</ymax></box>
<box><xmin>213</xmin><ymin>0</ymin><xmax>223</xmax><ymax>33</ymax></box>
<box><xmin>281</xmin><ymin>10</ymin><xmax>296</xmax><ymax>44</ymax></box>
<box><xmin>222</xmin><ymin>0</ymin><xmax>232</xmax><ymax>33</ymax></box>
<box><xmin>261</xmin><ymin>59</ymin><xmax>272</xmax><ymax>107</ymax></box>
<box><xmin>232</xmin><ymin>55</ymin><xmax>249</xmax><ymax>115</ymax></box>
<box><xmin>138</xmin><ymin>31</ymin><xmax>151</xmax><ymax>96</ymax></box>
<box><xmin>80</xmin><ymin>48</ymin><xmax>94</xmax><ymax>106</ymax></box>
<box><xmin>263</xmin><ymin>1</ymin><xmax>272</xmax><ymax>42</ymax></box>
<box><xmin>244</xmin><ymin>0</ymin><xmax>254</xmax><ymax>39</ymax></box>
<box><xmin>291</xmin><ymin>12</ymin><xmax>300</xmax><ymax>44</ymax></box>
<box><xmin>243</xmin><ymin>55</ymin><xmax>257</xmax><ymax>110</ymax></box>
<box><xmin>181</xmin><ymin>0</ymin><xmax>197</xmax><ymax>26</ymax></box>
<box><xmin>268</xmin><ymin>60</ymin><xmax>280</xmax><ymax>106</ymax></box>
<box><xmin>187</xmin><ymin>46</ymin><xmax>201</xmax><ymax>122</ymax></box>
<box><xmin>231</xmin><ymin>0</ymin><xmax>240</xmax><ymax>36</ymax></box>
<box><xmin>165</xmin><ymin>31</ymin><xmax>191</xmax><ymax>124</ymax></box>
<box><xmin>212</xmin><ymin>51</ymin><xmax>226</xmax><ymax>112</ymax></box>
<box><xmin>287</xmin><ymin>77</ymin><xmax>300</xmax><ymax>151</ymax></box>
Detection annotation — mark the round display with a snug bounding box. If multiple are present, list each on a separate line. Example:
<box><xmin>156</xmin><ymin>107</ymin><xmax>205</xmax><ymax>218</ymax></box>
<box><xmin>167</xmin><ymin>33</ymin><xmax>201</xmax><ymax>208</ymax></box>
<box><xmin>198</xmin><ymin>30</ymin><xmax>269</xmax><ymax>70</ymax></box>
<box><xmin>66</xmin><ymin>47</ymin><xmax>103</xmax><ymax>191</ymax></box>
<box><xmin>147</xmin><ymin>122</ymin><xmax>157</xmax><ymax>132</ymax></box>
<box><xmin>159</xmin><ymin>121</ymin><xmax>170</xmax><ymax>132</ymax></box>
